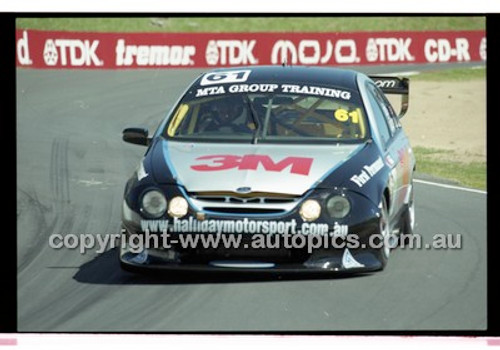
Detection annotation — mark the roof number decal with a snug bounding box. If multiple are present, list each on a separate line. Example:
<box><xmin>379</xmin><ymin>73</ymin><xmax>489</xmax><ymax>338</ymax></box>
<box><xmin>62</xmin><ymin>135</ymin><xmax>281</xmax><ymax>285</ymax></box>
<box><xmin>200</xmin><ymin>70</ymin><xmax>252</xmax><ymax>86</ymax></box>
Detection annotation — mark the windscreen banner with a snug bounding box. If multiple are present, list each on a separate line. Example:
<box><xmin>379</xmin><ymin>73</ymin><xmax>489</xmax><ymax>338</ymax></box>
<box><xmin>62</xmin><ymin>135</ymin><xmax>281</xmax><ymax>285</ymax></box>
<box><xmin>16</xmin><ymin>29</ymin><xmax>486</xmax><ymax>69</ymax></box>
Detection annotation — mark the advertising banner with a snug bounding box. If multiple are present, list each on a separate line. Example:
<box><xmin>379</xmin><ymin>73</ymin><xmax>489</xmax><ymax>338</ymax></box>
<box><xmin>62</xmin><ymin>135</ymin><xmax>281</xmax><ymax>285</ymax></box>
<box><xmin>16</xmin><ymin>29</ymin><xmax>486</xmax><ymax>69</ymax></box>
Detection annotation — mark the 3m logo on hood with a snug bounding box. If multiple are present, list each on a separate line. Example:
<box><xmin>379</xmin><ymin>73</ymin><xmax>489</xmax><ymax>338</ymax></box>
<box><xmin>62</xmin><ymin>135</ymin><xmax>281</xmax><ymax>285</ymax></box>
<box><xmin>159</xmin><ymin>141</ymin><xmax>363</xmax><ymax>195</ymax></box>
<box><xmin>191</xmin><ymin>154</ymin><xmax>313</xmax><ymax>176</ymax></box>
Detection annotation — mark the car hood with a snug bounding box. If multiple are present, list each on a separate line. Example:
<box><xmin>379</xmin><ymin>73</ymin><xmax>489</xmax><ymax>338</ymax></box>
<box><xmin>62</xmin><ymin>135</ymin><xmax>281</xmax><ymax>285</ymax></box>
<box><xmin>154</xmin><ymin>140</ymin><xmax>364</xmax><ymax>196</ymax></box>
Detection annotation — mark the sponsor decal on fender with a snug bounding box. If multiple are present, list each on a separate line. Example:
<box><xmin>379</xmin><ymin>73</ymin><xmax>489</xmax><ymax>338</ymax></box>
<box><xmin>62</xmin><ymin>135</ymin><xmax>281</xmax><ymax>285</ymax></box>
<box><xmin>350</xmin><ymin>157</ymin><xmax>384</xmax><ymax>188</ymax></box>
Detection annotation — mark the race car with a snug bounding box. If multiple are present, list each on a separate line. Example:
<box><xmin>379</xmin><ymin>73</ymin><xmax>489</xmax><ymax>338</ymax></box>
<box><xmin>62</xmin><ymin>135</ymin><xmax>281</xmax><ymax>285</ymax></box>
<box><xmin>120</xmin><ymin>65</ymin><xmax>415</xmax><ymax>274</ymax></box>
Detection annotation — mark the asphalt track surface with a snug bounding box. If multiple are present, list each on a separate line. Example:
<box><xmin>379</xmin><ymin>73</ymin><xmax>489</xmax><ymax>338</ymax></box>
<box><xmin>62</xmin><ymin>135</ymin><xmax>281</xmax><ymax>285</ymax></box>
<box><xmin>17</xmin><ymin>67</ymin><xmax>486</xmax><ymax>331</ymax></box>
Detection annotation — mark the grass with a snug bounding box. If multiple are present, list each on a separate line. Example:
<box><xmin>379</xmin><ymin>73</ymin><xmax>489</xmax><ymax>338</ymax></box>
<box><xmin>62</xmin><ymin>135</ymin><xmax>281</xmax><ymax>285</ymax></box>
<box><xmin>412</xmin><ymin>66</ymin><xmax>486</xmax><ymax>81</ymax></box>
<box><xmin>409</xmin><ymin>70</ymin><xmax>486</xmax><ymax>190</ymax></box>
<box><xmin>16</xmin><ymin>16</ymin><xmax>485</xmax><ymax>33</ymax></box>
<box><xmin>413</xmin><ymin>147</ymin><xmax>486</xmax><ymax>190</ymax></box>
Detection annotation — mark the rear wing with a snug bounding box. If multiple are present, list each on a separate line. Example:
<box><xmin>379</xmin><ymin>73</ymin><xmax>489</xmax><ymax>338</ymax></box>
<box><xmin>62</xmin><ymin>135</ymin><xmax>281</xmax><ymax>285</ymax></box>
<box><xmin>369</xmin><ymin>76</ymin><xmax>409</xmax><ymax>118</ymax></box>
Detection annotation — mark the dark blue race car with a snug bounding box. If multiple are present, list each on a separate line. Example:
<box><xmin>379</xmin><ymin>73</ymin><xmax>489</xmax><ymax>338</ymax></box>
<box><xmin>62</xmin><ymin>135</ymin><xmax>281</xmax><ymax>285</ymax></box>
<box><xmin>120</xmin><ymin>65</ymin><xmax>416</xmax><ymax>274</ymax></box>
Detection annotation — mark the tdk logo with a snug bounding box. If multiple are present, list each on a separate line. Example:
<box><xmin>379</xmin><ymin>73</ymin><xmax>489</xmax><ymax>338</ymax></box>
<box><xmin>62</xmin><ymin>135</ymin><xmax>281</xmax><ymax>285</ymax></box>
<box><xmin>365</xmin><ymin>38</ymin><xmax>415</xmax><ymax>63</ymax></box>
<box><xmin>43</xmin><ymin>39</ymin><xmax>103</xmax><ymax>67</ymax></box>
<box><xmin>205</xmin><ymin>40</ymin><xmax>258</xmax><ymax>66</ymax></box>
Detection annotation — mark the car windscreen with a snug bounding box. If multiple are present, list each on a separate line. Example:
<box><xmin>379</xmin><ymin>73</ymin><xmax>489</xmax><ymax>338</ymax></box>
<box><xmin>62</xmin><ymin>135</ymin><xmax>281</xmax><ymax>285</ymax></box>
<box><xmin>164</xmin><ymin>84</ymin><xmax>368</xmax><ymax>144</ymax></box>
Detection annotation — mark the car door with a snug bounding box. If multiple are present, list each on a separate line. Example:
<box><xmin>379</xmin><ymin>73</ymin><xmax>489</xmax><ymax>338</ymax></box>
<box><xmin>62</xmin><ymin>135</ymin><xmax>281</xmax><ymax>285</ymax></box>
<box><xmin>365</xmin><ymin>81</ymin><xmax>413</xmax><ymax>222</ymax></box>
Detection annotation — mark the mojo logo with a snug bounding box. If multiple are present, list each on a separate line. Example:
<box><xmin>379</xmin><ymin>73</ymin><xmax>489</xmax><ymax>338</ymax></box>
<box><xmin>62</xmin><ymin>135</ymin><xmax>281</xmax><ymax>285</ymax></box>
<box><xmin>43</xmin><ymin>39</ymin><xmax>103</xmax><ymax>67</ymax></box>
<box><xmin>191</xmin><ymin>154</ymin><xmax>314</xmax><ymax>176</ymax></box>
<box><xmin>271</xmin><ymin>39</ymin><xmax>360</xmax><ymax>65</ymax></box>
<box><xmin>200</xmin><ymin>70</ymin><xmax>251</xmax><ymax>86</ymax></box>
<box><xmin>205</xmin><ymin>40</ymin><xmax>258</xmax><ymax>66</ymax></box>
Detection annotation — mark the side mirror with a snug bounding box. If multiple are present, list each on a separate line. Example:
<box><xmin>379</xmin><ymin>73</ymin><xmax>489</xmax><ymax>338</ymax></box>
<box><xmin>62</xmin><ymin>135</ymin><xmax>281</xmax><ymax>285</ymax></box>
<box><xmin>122</xmin><ymin>127</ymin><xmax>150</xmax><ymax>146</ymax></box>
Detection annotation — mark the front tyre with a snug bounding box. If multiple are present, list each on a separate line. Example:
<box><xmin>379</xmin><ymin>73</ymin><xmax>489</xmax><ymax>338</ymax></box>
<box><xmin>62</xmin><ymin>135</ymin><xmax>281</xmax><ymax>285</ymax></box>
<box><xmin>401</xmin><ymin>184</ymin><xmax>415</xmax><ymax>237</ymax></box>
<box><xmin>375</xmin><ymin>195</ymin><xmax>391</xmax><ymax>269</ymax></box>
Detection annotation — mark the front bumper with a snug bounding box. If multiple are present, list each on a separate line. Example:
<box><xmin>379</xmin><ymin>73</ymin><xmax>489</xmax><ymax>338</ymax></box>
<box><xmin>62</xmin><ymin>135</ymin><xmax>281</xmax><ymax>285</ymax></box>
<box><xmin>119</xmin><ymin>250</ymin><xmax>384</xmax><ymax>274</ymax></box>
<box><xmin>119</xmin><ymin>217</ymin><xmax>385</xmax><ymax>274</ymax></box>
<box><xmin>121</xmin><ymin>183</ymin><xmax>385</xmax><ymax>274</ymax></box>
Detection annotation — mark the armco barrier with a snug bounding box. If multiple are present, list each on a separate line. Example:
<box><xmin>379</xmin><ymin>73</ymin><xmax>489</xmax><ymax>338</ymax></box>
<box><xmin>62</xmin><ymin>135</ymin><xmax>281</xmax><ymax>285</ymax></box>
<box><xmin>16</xmin><ymin>29</ymin><xmax>486</xmax><ymax>69</ymax></box>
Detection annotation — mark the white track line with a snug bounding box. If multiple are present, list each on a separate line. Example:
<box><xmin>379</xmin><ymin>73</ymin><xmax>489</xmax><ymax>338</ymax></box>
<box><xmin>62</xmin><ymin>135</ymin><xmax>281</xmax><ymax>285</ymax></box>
<box><xmin>391</xmin><ymin>71</ymin><xmax>421</xmax><ymax>76</ymax></box>
<box><xmin>414</xmin><ymin>179</ymin><xmax>487</xmax><ymax>194</ymax></box>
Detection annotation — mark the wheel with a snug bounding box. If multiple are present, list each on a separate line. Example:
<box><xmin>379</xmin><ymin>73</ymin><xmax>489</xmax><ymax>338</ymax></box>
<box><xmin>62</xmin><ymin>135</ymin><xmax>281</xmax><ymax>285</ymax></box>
<box><xmin>400</xmin><ymin>183</ymin><xmax>415</xmax><ymax>243</ymax></box>
<box><xmin>376</xmin><ymin>195</ymin><xmax>391</xmax><ymax>269</ymax></box>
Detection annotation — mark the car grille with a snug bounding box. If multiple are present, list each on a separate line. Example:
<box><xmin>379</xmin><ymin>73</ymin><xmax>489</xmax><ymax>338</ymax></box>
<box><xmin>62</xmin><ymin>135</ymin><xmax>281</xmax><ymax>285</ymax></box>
<box><xmin>201</xmin><ymin>207</ymin><xmax>285</xmax><ymax>214</ymax></box>
<box><xmin>188</xmin><ymin>191</ymin><xmax>301</xmax><ymax>215</ymax></box>
<box><xmin>190</xmin><ymin>192</ymin><xmax>299</xmax><ymax>204</ymax></box>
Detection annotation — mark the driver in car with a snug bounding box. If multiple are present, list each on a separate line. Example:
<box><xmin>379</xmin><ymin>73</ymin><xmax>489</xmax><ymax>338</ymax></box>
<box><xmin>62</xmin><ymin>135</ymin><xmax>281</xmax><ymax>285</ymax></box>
<box><xmin>200</xmin><ymin>95</ymin><xmax>256</xmax><ymax>134</ymax></box>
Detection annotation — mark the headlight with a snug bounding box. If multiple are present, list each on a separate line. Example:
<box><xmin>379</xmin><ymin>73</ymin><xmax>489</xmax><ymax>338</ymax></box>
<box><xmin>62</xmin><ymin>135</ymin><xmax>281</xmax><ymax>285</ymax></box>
<box><xmin>326</xmin><ymin>195</ymin><xmax>351</xmax><ymax>219</ymax></box>
<box><xmin>168</xmin><ymin>196</ymin><xmax>189</xmax><ymax>218</ymax></box>
<box><xmin>141</xmin><ymin>190</ymin><xmax>167</xmax><ymax>218</ymax></box>
<box><xmin>299</xmin><ymin>199</ymin><xmax>321</xmax><ymax>222</ymax></box>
